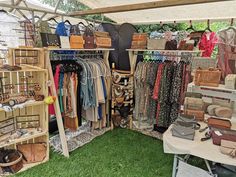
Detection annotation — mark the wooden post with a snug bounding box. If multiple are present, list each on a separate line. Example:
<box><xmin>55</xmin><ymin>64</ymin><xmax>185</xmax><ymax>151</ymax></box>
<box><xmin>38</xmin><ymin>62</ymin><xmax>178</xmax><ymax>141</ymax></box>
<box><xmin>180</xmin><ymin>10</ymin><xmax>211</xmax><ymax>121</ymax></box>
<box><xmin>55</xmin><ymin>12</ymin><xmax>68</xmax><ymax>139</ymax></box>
<box><xmin>45</xmin><ymin>49</ymin><xmax>69</xmax><ymax>158</ymax></box>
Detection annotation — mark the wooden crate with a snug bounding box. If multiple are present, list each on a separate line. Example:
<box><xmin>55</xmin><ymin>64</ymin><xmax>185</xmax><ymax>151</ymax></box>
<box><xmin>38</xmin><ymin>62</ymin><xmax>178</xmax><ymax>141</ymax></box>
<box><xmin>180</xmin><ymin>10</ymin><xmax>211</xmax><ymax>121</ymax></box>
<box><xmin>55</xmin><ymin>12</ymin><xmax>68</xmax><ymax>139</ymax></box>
<box><xmin>0</xmin><ymin>65</ymin><xmax>49</xmax><ymax>175</ymax></box>
<box><xmin>8</xmin><ymin>48</ymin><xmax>45</xmax><ymax>68</ymax></box>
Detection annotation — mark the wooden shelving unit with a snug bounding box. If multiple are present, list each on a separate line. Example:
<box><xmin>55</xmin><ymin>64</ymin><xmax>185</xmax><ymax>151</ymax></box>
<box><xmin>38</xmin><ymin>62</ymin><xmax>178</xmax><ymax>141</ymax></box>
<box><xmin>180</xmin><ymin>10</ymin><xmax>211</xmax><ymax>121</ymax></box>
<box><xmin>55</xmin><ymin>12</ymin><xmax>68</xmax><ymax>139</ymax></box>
<box><xmin>0</xmin><ymin>63</ymin><xmax>49</xmax><ymax>174</ymax></box>
<box><xmin>45</xmin><ymin>48</ymin><xmax>114</xmax><ymax>157</ymax></box>
<box><xmin>8</xmin><ymin>48</ymin><xmax>45</xmax><ymax>68</ymax></box>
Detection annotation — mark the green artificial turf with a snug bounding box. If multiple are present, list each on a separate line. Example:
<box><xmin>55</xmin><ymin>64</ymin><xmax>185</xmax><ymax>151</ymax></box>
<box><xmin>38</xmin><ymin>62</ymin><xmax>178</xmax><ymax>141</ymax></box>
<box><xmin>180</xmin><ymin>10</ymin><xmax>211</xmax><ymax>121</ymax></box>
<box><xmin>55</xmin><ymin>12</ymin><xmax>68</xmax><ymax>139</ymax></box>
<box><xmin>14</xmin><ymin>128</ymin><xmax>203</xmax><ymax>177</ymax></box>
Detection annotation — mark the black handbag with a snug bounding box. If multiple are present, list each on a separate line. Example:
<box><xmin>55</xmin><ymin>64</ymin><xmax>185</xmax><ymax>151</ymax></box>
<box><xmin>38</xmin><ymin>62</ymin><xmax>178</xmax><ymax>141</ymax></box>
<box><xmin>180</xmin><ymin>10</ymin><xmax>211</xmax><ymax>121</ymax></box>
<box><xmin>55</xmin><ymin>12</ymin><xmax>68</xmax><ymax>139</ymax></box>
<box><xmin>40</xmin><ymin>33</ymin><xmax>61</xmax><ymax>47</ymax></box>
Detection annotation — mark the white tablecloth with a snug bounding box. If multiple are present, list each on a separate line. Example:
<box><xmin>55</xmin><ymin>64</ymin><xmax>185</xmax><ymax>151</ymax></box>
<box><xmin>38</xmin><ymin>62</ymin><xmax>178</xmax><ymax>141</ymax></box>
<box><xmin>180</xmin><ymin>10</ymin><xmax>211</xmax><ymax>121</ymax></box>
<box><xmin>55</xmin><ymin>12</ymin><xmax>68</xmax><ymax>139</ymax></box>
<box><xmin>163</xmin><ymin>122</ymin><xmax>236</xmax><ymax>166</ymax></box>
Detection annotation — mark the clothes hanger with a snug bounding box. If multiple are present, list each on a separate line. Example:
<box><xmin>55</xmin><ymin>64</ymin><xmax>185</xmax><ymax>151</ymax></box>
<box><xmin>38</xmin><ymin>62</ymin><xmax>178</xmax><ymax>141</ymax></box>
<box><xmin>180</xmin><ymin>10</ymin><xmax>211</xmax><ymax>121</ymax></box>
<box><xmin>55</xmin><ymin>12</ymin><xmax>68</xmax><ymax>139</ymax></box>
<box><xmin>157</xmin><ymin>22</ymin><xmax>170</xmax><ymax>33</ymax></box>
<box><xmin>170</xmin><ymin>21</ymin><xmax>178</xmax><ymax>32</ymax></box>
<box><xmin>48</xmin><ymin>18</ymin><xmax>59</xmax><ymax>24</ymax></box>
<box><xmin>204</xmin><ymin>20</ymin><xmax>212</xmax><ymax>32</ymax></box>
<box><xmin>64</xmin><ymin>20</ymin><xmax>72</xmax><ymax>26</ymax></box>
<box><xmin>0</xmin><ymin>9</ymin><xmax>7</xmax><ymax>13</ymax></box>
<box><xmin>186</xmin><ymin>20</ymin><xmax>196</xmax><ymax>32</ymax></box>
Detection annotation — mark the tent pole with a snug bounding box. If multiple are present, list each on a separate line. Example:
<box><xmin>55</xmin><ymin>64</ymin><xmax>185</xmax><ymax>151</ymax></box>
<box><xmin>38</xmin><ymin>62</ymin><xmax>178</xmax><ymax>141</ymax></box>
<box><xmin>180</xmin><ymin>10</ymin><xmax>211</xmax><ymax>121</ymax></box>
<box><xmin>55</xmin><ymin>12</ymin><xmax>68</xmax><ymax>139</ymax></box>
<box><xmin>54</xmin><ymin>0</ymin><xmax>62</xmax><ymax>13</ymax></box>
<box><xmin>9</xmin><ymin>0</ymin><xmax>23</xmax><ymax>12</ymax></box>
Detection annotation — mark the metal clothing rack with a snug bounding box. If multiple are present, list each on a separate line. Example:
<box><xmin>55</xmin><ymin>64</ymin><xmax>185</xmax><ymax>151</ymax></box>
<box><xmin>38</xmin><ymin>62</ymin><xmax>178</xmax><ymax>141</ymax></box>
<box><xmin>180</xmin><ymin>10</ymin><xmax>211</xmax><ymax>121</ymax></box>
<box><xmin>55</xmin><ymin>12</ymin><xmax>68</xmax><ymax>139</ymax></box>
<box><xmin>45</xmin><ymin>48</ymin><xmax>114</xmax><ymax>157</ymax></box>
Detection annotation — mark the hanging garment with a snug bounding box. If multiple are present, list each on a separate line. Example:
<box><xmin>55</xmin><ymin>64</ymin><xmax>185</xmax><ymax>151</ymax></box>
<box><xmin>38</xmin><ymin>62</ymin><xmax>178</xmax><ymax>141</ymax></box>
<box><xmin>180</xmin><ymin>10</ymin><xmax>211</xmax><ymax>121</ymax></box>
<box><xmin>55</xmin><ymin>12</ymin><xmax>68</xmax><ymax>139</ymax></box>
<box><xmin>217</xmin><ymin>27</ymin><xmax>236</xmax><ymax>78</ymax></box>
<box><xmin>199</xmin><ymin>32</ymin><xmax>218</xmax><ymax>57</ymax></box>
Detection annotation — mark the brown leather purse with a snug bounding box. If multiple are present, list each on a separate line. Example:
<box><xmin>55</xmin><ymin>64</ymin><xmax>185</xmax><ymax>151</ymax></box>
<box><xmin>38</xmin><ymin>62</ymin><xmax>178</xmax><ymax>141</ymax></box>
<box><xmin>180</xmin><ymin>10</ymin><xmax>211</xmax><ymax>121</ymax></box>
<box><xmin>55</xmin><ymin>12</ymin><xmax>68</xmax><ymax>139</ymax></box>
<box><xmin>211</xmin><ymin>127</ymin><xmax>236</xmax><ymax>145</ymax></box>
<box><xmin>194</xmin><ymin>68</ymin><xmax>221</xmax><ymax>87</ymax></box>
<box><xmin>64</xmin><ymin>116</ymin><xmax>78</xmax><ymax>131</ymax></box>
<box><xmin>184</xmin><ymin>109</ymin><xmax>205</xmax><ymax>121</ymax></box>
<box><xmin>17</xmin><ymin>143</ymin><xmax>46</xmax><ymax>164</ymax></box>
<box><xmin>207</xmin><ymin>117</ymin><xmax>231</xmax><ymax>129</ymax></box>
<box><xmin>70</xmin><ymin>35</ymin><xmax>84</xmax><ymax>49</ymax></box>
<box><xmin>131</xmin><ymin>33</ymin><xmax>147</xmax><ymax>49</ymax></box>
<box><xmin>83</xmin><ymin>26</ymin><xmax>96</xmax><ymax>49</ymax></box>
<box><xmin>94</xmin><ymin>31</ymin><xmax>112</xmax><ymax>48</ymax></box>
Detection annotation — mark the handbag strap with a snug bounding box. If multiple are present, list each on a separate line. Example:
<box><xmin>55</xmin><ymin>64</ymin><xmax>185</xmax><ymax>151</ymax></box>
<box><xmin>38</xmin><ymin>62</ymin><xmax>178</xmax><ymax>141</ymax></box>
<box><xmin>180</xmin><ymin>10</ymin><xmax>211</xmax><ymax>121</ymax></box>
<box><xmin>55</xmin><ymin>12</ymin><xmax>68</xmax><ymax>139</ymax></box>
<box><xmin>0</xmin><ymin>152</ymin><xmax>22</xmax><ymax>167</ymax></box>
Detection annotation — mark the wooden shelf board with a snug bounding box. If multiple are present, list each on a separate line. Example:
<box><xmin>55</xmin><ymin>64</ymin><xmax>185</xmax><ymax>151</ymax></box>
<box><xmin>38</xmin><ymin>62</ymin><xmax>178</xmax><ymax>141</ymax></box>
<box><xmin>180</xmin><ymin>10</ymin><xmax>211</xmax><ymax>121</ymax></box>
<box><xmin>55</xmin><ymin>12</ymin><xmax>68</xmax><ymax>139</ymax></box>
<box><xmin>189</xmin><ymin>82</ymin><xmax>236</xmax><ymax>93</ymax></box>
<box><xmin>126</xmin><ymin>49</ymin><xmax>203</xmax><ymax>53</ymax></box>
<box><xmin>0</xmin><ymin>131</ymin><xmax>48</xmax><ymax>148</ymax></box>
<box><xmin>46</xmin><ymin>48</ymin><xmax>115</xmax><ymax>51</ymax></box>
<box><xmin>0</xmin><ymin>101</ymin><xmax>46</xmax><ymax>112</ymax></box>
<box><xmin>19</xmin><ymin>158</ymin><xmax>49</xmax><ymax>173</ymax></box>
<box><xmin>11</xmin><ymin>47</ymin><xmax>43</xmax><ymax>51</ymax></box>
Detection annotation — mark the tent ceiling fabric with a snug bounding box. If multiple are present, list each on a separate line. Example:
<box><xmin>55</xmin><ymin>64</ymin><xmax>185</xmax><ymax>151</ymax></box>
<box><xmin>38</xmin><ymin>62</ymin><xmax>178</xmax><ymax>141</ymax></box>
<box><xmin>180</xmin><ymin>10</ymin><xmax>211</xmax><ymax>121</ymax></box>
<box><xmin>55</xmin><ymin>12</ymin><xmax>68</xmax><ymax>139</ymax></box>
<box><xmin>0</xmin><ymin>0</ymin><xmax>86</xmax><ymax>23</ymax></box>
<box><xmin>78</xmin><ymin>0</ymin><xmax>236</xmax><ymax>24</ymax></box>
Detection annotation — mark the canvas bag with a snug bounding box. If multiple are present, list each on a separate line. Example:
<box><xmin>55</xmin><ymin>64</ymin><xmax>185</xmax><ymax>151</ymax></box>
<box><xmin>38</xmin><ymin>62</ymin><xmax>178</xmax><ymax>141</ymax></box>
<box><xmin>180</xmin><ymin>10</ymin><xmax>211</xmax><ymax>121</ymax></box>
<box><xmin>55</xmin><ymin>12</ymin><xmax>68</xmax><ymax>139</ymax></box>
<box><xmin>94</xmin><ymin>31</ymin><xmax>112</xmax><ymax>48</ymax></box>
<box><xmin>147</xmin><ymin>38</ymin><xmax>166</xmax><ymax>50</ymax></box>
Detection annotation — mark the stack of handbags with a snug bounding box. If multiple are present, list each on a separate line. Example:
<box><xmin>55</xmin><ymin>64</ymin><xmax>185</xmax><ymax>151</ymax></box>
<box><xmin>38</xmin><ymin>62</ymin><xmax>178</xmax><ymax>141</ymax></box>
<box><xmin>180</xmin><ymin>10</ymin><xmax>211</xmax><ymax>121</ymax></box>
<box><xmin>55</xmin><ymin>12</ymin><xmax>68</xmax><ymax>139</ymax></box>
<box><xmin>184</xmin><ymin>92</ymin><xmax>205</xmax><ymax>121</ymax></box>
<box><xmin>171</xmin><ymin>114</ymin><xmax>200</xmax><ymax>141</ymax></box>
<box><xmin>94</xmin><ymin>31</ymin><xmax>112</xmax><ymax>48</ymax></box>
<box><xmin>207</xmin><ymin>105</ymin><xmax>233</xmax><ymax>118</ymax></box>
<box><xmin>194</xmin><ymin>67</ymin><xmax>221</xmax><ymax>87</ymax></box>
<box><xmin>131</xmin><ymin>33</ymin><xmax>148</xmax><ymax>49</ymax></box>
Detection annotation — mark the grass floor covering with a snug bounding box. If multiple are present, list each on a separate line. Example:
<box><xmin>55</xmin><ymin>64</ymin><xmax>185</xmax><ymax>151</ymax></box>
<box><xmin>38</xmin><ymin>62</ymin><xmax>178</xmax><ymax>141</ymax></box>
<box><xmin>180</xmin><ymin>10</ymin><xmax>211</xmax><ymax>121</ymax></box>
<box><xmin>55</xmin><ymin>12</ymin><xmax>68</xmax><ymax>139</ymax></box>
<box><xmin>15</xmin><ymin>128</ymin><xmax>204</xmax><ymax>177</ymax></box>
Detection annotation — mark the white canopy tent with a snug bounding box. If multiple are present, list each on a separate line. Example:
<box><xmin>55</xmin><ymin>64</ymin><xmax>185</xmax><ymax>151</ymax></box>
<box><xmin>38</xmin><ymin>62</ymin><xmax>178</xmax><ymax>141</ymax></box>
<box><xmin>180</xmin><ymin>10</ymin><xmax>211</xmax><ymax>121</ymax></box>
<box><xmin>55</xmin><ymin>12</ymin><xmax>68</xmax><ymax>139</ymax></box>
<box><xmin>78</xmin><ymin>0</ymin><xmax>236</xmax><ymax>24</ymax></box>
<box><xmin>0</xmin><ymin>0</ymin><xmax>87</xmax><ymax>24</ymax></box>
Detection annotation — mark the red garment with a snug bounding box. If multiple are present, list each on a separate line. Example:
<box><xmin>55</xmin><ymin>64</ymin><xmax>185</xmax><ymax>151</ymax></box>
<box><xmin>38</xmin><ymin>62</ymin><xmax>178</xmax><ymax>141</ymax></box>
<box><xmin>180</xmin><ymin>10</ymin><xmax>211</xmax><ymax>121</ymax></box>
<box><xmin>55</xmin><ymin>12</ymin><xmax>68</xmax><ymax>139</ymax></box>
<box><xmin>152</xmin><ymin>64</ymin><xmax>164</xmax><ymax>100</ymax></box>
<box><xmin>199</xmin><ymin>32</ymin><xmax>217</xmax><ymax>57</ymax></box>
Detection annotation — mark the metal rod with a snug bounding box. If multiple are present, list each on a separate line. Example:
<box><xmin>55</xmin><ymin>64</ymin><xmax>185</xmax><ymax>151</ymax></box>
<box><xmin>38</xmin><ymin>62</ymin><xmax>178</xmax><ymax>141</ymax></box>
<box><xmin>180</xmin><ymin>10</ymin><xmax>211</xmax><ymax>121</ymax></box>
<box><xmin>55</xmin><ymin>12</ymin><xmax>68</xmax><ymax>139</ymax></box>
<box><xmin>9</xmin><ymin>0</ymin><xmax>23</xmax><ymax>12</ymax></box>
<box><xmin>54</xmin><ymin>0</ymin><xmax>62</xmax><ymax>13</ymax></box>
<box><xmin>16</xmin><ymin>9</ymin><xmax>30</xmax><ymax>22</ymax></box>
<box><xmin>35</xmin><ymin>12</ymin><xmax>47</xmax><ymax>26</ymax></box>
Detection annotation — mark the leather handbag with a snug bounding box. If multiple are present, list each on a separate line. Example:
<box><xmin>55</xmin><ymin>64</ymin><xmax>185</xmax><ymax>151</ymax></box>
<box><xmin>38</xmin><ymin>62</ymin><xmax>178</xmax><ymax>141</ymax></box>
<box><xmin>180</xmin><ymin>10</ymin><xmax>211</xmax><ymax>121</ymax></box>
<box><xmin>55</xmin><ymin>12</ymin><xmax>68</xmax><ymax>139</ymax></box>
<box><xmin>17</xmin><ymin>143</ymin><xmax>46</xmax><ymax>164</ymax></box>
<box><xmin>83</xmin><ymin>26</ymin><xmax>96</xmax><ymax>49</ymax></box>
<box><xmin>184</xmin><ymin>109</ymin><xmax>205</xmax><ymax>121</ymax></box>
<box><xmin>184</xmin><ymin>97</ymin><xmax>204</xmax><ymax>110</ymax></box>
<box><xmin>64</xmin><ymin>116</ymin><xmax>78</xmax><ymax>131</ymax></box>
<box><xmin>178</xmin><ymin>40</ymin><xmax>195</xmax><ymax>50</ymax></box>
<box><xmin>165</xmin><ymin>40</ymin><xmax>177</xmax><ymax>50</ymax></box>
<box><xmin>220</xmin><ymin>140</ymin><xmax>236</xmax><ymax>158</ymax></box>
<box><xmin>172</xmin><ymin>124</ymin><xmax>195</xmax><ymax>140</ymax></box>
<box><xmin>70</xmin><ymin>35</ymin><xmax>84</xmax><ymax>49</ymax></box>
<box><xmin>211</xmin><ymin>127</ymin><xmax>236</xmax><ymax>145</ymax></box>
<box><xmin>0</xmin><ymin>149</ymin><xmax>23</xmax><ymax>174</ymax></box>
<box><xmin>131</xmin><ymin>33</ymin><xmax>147</xmax><ymax>49</ymax></box>
<box><xmin>194</xmin><ymin>68</ymin><xmax>221</xmax><ymax>87</ymax></box>
<box><xmin>225</xmin><ymin>74</ymin><xmax>236</xmax><ymax>89</ymax></box>
<box><xmin>40</xmin><ymin>33</ymin><xmax>60</xmax><ymax>47</ymax></box>
<box><xmin>214</xmin><ymin>107</ymin><xmax>233</xmax><ymax>118</ymax></box>
<box><xmin>147</xmin><ymin>38</ymin><xmax>166</xmax><ymax>50</ymax></box>
<box><xmin>175</xmin><ymin>114</ymin><xmax>200</xmax><ymax>129</ymax></box>
<box><xmin>94</xmin><ymin>31</ymin><xmax>111</xmax><ymax>48</ymax></box>
<box><xmin>207</xmin><ymin>117</ymin><xmax>231</xmax><ymax>129</ymax></box>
